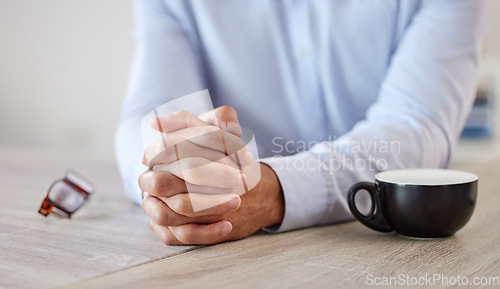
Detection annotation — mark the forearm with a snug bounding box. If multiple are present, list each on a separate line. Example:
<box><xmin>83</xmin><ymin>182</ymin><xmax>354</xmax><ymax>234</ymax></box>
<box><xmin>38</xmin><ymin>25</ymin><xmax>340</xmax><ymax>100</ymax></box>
<box><xmin>262</xmin><ymin>0</ymin><xmax>484</xmax><ymax>233</ymax></box>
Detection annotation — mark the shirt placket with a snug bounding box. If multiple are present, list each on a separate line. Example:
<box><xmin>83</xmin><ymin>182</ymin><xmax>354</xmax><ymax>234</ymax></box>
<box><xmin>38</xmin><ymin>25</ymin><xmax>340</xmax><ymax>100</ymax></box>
<box><xmin>288</xmin><ymin>0</ymin><xmax>326</xmax><ymax>142</ymax></box>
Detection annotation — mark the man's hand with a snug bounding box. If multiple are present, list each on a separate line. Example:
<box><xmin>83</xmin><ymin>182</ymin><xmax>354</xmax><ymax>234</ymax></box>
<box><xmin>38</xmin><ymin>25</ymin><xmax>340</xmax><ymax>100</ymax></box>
<box><xmin>139</xmin><ymin>106</ymin><xmax>285</xmax><ymax>245</ymax></box>
<box><xmin>142</xmin><ymin>163</ymin><xmax>283</xmax><ymax>244</ymax></box>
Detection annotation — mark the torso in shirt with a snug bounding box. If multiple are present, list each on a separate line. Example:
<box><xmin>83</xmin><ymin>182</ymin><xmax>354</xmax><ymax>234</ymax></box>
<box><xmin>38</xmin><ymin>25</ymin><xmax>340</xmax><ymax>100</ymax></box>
<box><xmin>164</xmin><ymin>0</ymin><xmax>422</xmax><ymax>157</ymax></box>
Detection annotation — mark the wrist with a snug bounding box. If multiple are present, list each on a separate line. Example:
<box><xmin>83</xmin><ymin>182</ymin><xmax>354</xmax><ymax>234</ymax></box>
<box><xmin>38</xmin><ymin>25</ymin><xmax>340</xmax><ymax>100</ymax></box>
<box><xmin>258</xmin><ymin>162</ymin><xmax>285</xmax><ymax>228</ymax></box>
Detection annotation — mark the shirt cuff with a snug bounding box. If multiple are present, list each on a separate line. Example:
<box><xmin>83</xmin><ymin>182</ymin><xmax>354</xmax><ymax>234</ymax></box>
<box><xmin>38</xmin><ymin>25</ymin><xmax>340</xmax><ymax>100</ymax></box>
<box><xmin>124</xmin><ymin>162</ymin><xmax>147</xmax><ymax>205</ymax></box>
<box><xmin>260</xmin><ymin>152</ymin><xmax>330</xmax><ymax>233</ymax></box>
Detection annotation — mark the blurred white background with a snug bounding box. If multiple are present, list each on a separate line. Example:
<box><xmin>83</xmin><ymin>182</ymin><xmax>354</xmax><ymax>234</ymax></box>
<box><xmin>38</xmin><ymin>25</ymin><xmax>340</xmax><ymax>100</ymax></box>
<box><xmin>0</xmin><ymin>0</ymin><xmax>133</xmax><ymax>162</ymax></box>
<box><xmin>1</xmin><ymin>0</ymin><xmax>499</xmax><ymax>163</ymax></box>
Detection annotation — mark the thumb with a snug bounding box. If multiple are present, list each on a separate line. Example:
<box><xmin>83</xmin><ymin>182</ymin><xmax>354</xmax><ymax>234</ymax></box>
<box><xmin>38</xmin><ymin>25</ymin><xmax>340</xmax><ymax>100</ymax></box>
<box><xmin>199</xmin><ymin>106</ymin><xmax>242</xmax><ymax>137</ymax></box>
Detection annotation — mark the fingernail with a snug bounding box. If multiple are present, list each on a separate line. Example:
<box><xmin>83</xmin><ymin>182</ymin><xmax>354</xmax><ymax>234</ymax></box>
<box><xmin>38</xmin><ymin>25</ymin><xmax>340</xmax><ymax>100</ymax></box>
<box><xmin>220</xmin><ymin>222</ymin><xmax>232</xmax><ymax>235</ymax></box>
<box><xmin>228</xmin><ymin>197</ymin><xmax>240</xmax><ymax>210</ymax></box>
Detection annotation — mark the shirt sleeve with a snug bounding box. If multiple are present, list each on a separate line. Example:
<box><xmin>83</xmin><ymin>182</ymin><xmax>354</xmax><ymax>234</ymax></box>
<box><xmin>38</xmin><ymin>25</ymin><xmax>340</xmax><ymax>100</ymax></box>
<box><xmin>262</xmin><ymin>0</ymin><xmax>485</xmax><ymax>232</ymax></box>
<box><xmin>115</xmin><ymin>0</ymin><xmax>205</xmax><ymax>204</ymax></box>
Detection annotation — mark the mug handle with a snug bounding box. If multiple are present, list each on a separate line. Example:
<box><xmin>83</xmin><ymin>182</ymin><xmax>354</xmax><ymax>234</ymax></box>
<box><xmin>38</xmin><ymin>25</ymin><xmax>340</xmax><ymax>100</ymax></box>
<box><xmin>347</xmin><ymin>182</ymin><xmax>393</xmax><ymax>232</ymax></box>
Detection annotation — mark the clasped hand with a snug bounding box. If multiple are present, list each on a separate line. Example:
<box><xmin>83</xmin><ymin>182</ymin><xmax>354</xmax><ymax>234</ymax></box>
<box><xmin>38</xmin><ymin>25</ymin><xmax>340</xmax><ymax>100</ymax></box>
<box><xmin>139</xmin><ymin>106</ymin><xmax>284</xmax><ymax>245</ymax></box>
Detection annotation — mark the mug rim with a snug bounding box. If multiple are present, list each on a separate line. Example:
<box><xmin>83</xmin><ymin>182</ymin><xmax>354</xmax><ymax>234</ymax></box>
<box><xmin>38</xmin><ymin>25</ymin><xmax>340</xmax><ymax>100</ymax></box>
<box><xmin>375</xmin><ymin>168</ymin><xmax>478</xmax><ymax>187</ymax></box>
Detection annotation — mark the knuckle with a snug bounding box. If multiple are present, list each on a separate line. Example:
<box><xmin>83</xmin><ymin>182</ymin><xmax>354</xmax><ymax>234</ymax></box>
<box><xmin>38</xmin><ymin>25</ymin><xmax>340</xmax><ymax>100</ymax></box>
<box><xmin>169</xmin><ymin>198</ymin><xmax>183</xmax><ymax>213</ymax></box>
<box><xmin>153</xmin><ymin>207</ymin><xmax>170</xmax><ymax>226</ymax></box>
<box><xmin>223</xmin><ymin>168</ymin><xmax>242</xmax><ymax>187</ymax></box>
<box><xmin>175</xmin><ymin>228</ymin><xmax>193</xmax><ymax>244</ymax></box>
<box><xmin>164</xmin><ymin>236</ymin><xmax>177</xmax><ymax>245</ymax></box>
<box><xmin>149</xmin><ymin>175</ymin><xmax>161</xmax><ymax>193</ymax></box>
<box><xmin>151</xmin><ymin>174</ymin><xmax>167</xmax><ymax>195</ymax></box>
<box><xmin>159</xmin><ymin>232</ymin><xmax>169</xmax><ymax>245</ymax></box>
<box><xmin>158</xmin><ymin>230</ymin><xmax>169</xmax><ymax>244</ymax></box>
<box><xmin>150</xmin><ymin>221</ymin><xmax>172</xmax><ymax>245</ymax></box>
<box><xmin>161</xmin><ymin>231</ymin><xmax>176</xmax><ymax>245</ymax></box>
<box><xmin>170</xmin><ymin>195</ymin><xmax>192</xmax><ymax>215</ymax></box>
<box><xmin>219</xmin><ymin>105</ymin><xmax>236</xmax><ymax>115</ymax></box>
<box><xmin>138</xmin><ymin>173</ymin><xmax>146</xmax><ymax>190</ymax></box>
<box><xmin>175</xmin><ymin>110</ymin><xmax>190</xmax><ymax>118</ymax></box>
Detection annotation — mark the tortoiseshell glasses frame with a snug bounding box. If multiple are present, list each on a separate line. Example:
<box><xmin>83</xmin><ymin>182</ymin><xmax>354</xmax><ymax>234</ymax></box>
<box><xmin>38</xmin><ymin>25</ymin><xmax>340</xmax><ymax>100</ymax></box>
<box><xmin>39</xmin><ymin>170</ymin><xmax>95</xmax><ymax>218</ymax></box>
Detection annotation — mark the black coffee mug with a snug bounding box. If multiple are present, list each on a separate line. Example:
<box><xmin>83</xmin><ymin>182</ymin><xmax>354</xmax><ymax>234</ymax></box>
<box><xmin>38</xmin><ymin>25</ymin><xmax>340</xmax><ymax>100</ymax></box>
<box><xmin>347</xmin><ymin>169</ymin><xmax>478</xmax><ymax>238</ymax></box>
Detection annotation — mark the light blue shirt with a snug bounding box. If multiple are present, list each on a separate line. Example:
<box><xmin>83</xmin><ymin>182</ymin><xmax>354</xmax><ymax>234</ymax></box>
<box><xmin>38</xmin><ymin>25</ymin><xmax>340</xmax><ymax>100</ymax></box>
<box><xmin>115</xmin><ymin>0</ymin><xmax>484</xmax><ymax>232</ymax></box>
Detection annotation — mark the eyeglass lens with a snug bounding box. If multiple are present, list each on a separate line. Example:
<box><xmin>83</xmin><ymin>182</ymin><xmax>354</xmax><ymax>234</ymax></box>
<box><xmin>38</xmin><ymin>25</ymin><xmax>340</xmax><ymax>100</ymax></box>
<box><xmin>48</xmin><ymin>181</ymin><xmax>85</xmax><ymax>213</ymax></box>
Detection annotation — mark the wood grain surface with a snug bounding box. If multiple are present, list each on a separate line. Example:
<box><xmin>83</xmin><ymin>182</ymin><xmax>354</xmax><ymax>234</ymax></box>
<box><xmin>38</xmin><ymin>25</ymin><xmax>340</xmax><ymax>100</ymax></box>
<box><xmin>65</xmin><ymin>158</ymin><xmax>500</xmax><ymax>289</ymax></box>
<box><xmin>1</xmin><ymin>146</ymin><xmax>499</xmax><ymax>289</ymax></box>
<box><xmin>0</xmin><ymin>147</ymin><xmax>197</xmax><ymax>289</ymax></box>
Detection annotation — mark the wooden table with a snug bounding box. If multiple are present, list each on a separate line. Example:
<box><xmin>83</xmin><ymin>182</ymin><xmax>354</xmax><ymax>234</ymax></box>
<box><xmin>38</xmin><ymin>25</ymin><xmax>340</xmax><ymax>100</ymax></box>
<box><xmin>1</xmin><ymin>147</ymin><xmax>499</xmax><ymax>289</ymax></box>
